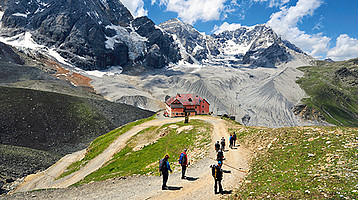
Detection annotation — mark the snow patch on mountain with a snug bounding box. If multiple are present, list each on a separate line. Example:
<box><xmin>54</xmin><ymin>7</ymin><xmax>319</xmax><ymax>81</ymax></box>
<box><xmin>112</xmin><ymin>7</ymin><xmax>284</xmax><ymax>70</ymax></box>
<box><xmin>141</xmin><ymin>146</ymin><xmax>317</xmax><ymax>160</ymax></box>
<box><xmin>104</xmin><ymin>24</ymin><xmax>147</xmax><ymax>61</ymax></box>
<box><xmin>0</xmin><ymin>32</ymin><xmax>44</xmax><ymax>49</ymax></box>
<box><xmin>84</xmin><ymin>66</ymin><xmax>123</xmax><ymax>77</ymax></box>
<box><xmin>222</xmin><ymin>39</ymin><xmax>252</xmax><ymax>55</ymax></box>
<box><xmin>0</xmin><ymin>31</ymin><xmax>75</xmax><ymax>67</ymax></box>
<box><xmin>12</xmin><ymin>12</ymin><xmax>29</xmax><ymax>18</ymax></box>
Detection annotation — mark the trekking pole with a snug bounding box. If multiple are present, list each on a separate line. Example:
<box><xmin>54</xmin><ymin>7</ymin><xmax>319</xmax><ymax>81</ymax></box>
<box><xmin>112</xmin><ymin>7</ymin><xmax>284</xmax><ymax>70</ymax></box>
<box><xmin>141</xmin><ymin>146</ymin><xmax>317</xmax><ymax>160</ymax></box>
<box><xmin>208</xmin><ymin>157</ymin><xmax>247</xmax><ymax>173</ymax></box>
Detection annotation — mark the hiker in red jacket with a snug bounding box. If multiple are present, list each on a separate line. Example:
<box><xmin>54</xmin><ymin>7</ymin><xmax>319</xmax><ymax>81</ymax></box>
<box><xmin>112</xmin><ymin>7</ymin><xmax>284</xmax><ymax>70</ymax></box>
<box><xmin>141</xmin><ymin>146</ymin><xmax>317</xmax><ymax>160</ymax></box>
<box><xmin>179</xmin><ymin>149</ymin><xmax>188</xmax><ymax>179</ymax></box>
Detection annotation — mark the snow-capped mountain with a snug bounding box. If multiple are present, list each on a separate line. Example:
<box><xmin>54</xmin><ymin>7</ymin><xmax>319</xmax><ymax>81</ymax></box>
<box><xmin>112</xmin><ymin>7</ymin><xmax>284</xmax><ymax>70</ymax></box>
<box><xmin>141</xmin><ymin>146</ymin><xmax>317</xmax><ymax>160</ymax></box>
<box><xmin>0</xmin><ymin>0</ymin><xmax>180</xmax><ymax>70</ymax></box>
<box><xmin>0</xmin><ymin>0</ymin><xmax>319</xmax><ymax>127</ymax></box>
<box><xmin>159</xmin><ymin>18</ymin><xmax>311</xmax><ymax>68</ymax></box>
<box><xmin>0</xmin><ymin>0</ymin><xmax>310</xmax><ymax>71</ymax></box>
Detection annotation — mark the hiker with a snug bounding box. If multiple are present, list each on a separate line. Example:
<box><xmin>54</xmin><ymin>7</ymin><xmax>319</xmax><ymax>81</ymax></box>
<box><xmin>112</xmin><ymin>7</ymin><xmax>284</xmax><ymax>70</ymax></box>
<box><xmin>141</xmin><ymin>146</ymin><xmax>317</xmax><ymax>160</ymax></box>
<box><xmin>217</xmin><ymin>149</ymin><xmax>224</xmax><ymax>163</ymax></box>
<box><xmin>233</xmin><ymin>132</ymin><xmax>237</xmax><ymax>147</ymax></box>
<box><xmin>179</xmin><ymin>149</ymin><xmax>188</xmax><ymax>179</ymax></box>
<box><xmin>211</xmin><ymin>161</ymin><xmax>223</xmax><ymax>194</ymax></box>
<box><xmin>159</xmin><ymin>155</ymin><xmax>172</xmax><ymax>190</ymax></box>
<box><xmin>215</xmin><ymin>141</ymin><xmax>220</xmax><ymax>152</ymax></box>
<box><xmin>229</xmin><ymin>134</ymin><xmax>233</xmax><ymax>149</ymax></box>
<box><xmin>220</xmin><ymin>137</ymin><xmax>225</xmax><ymax>151</ymax></box>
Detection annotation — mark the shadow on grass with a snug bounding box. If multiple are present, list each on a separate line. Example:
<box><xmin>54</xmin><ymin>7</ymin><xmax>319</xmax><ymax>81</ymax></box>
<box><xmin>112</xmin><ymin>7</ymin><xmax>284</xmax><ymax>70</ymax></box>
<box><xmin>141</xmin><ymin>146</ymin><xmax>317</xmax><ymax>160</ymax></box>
<box><xmin>221</xmin><ymin>190</ymin><xmax>232</xmax><ymax>194</ymax></box>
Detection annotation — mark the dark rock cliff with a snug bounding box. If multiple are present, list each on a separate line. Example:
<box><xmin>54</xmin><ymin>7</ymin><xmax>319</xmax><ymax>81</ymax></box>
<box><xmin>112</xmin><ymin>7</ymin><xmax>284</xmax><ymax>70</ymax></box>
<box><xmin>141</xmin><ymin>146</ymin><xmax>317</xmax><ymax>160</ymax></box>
<box><xmin>0</xmin><ymin>0</ymin><xmax>180</xmax><ymax>71</ymax></box>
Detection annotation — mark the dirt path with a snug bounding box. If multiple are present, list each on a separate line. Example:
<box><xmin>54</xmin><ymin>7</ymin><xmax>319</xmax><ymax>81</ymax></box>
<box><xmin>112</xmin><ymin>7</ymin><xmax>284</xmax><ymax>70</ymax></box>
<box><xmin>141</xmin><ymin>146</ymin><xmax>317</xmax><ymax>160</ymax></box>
<box><xmin>147</xmin><ymin>116</ymin><xmax>250</xmax><ymax>200</ymax></box>
<box><xmin>10</xmin><ymin>116</ymin><xmax>250</xmax><ymax>200</ymax></box>
<box><xmin>14</xmin><ymin>117</ymin><xmax>184</xmax><ymax>192</ymax></box>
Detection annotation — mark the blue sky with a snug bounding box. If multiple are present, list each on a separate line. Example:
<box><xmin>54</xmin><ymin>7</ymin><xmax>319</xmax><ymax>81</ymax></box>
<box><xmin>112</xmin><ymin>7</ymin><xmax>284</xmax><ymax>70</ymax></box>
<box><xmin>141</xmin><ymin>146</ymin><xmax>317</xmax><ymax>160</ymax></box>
<box><xmin>121</xmin><ymin>0</ymin><xmax>358</xmax><ymax>61</ymax></box>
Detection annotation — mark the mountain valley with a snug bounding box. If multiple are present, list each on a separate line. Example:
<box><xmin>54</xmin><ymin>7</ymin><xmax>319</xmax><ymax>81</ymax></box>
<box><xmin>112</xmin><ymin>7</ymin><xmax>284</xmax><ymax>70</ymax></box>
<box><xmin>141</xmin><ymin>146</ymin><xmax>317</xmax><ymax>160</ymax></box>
<box><xmin>0</xmin><ymin>0</ymin><xmax>357</xmax><ymax>198</ymax></box>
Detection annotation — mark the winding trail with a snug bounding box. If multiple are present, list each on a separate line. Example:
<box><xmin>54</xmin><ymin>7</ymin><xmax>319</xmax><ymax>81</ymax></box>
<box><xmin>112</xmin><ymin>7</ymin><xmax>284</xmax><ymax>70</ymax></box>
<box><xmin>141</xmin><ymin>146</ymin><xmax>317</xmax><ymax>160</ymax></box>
<box><xmin>12</xmin><ymin>116</ymin><xmax>250</xmax><ymax>199</ymax></box>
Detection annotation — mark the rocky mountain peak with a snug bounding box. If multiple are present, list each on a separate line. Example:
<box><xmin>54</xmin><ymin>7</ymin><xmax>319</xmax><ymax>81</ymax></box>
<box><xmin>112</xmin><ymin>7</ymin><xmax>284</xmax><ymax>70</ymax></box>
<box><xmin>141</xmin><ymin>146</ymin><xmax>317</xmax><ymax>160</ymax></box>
<box><xmin>160</xmin><ymin>19</ymin><xmax>309</xmax><ymax>68</ymax></box>
<box><xmin>0</xmin><ymin>1</ymin><xmax>309</xmax><ymax>71</ymax></box>
<box><xmin>0</xmin><ymin>0</ymin><xmax>180</xmax><ymax>71</ymax></box>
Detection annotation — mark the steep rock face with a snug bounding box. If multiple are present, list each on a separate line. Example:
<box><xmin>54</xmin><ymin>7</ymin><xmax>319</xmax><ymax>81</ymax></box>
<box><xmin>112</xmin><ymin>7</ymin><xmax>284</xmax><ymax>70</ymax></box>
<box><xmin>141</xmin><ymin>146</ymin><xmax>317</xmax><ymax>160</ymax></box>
<box><xmin>0</xmin><ymin>0</ymin><xmax>180</xmax><ymax>70</ymax></box>
<box><xmin>131</xmin><ymin>17</ymin><xmax>181</xmax><ymax>69</ymax></box>
<box><xmin>158</xmin><ymin>18</ymin><xmax>219</xmax><ymax>63</ymax></box>
<box><xmin>0</xmin><ymin>42</ymin><xmax>24</xmax><ymax>64</ymax></box>
<box><xmin>159</xmin><ymin>20</ymin><xmax>309</xmax><ymax>68</ymax></box>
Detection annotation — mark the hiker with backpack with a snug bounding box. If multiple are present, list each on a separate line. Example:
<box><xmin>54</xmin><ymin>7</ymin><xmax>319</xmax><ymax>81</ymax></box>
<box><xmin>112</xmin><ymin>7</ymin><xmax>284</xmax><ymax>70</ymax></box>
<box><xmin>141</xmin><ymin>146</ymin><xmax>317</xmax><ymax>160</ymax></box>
<box><xmin>159</xmin><ymin>155</ymin><xmax>172</xmax><ymax>190</ymax></box>
<box><xmin>229</xmin><ymin>134</ymin><xmax>233</xmax><ymax>149</ymax></box>
<box><xmin>211</xmin><ymin>161</ymin><xmax>223</xmax><ymax>194</ymax></box>
<box><xmin>233</xmin><ymin>132</ymin><xmax>237</xmax><ymax>147</ymax></box>
<box><xmin>216</xmin><ymin>149</ymin><xmax>224</xmax><ymax>163</ymax></box>
<box><xmin>220</xmin><ymin>137</ymin><xmax>225</xmax><ymax>151</ymax></box>
<box><xmin>179</xmin><ymin>149</ymin><xmax>188</xmax><ymax>179</ymax></box>
<box><xmin>215</xmin><ymin>141</ymin><xmax>220</xmax><ymax>152</ymax></box>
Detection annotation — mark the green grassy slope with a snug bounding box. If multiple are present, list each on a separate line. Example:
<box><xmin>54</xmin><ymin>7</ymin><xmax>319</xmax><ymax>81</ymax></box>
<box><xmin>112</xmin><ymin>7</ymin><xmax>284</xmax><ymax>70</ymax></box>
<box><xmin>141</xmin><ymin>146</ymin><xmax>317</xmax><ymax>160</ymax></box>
<box><xmin>73</xmin><ymin>119</ymin><xmax>212</xmax><ymax>186</ymax></box>
<box><xmin>230</xmin><ymin>125</ymin><xmax>358</xmax><ymax>199</ymax></box>
<box><xmin>58</xmin><ymin>115</ymin><xmax>156</xmax><ymax>179</ymax></box>
<box><xmin>296</xmin><ymin>58</ymin><xmax>358</xmax><ymax>126</ymax></box>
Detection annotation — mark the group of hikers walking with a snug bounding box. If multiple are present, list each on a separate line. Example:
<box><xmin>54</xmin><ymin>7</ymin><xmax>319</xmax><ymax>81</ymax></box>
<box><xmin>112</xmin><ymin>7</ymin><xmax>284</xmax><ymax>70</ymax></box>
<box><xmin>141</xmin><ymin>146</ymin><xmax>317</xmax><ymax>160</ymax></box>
<box><xmin>158</xmin><ymin>132</ymin><xmax>237</xmax><ymax>194</ymax></box>
<box><xmin>212</xmin><ymin>132</ymin><xmax>237</xmax><ymax>194</ymax></box>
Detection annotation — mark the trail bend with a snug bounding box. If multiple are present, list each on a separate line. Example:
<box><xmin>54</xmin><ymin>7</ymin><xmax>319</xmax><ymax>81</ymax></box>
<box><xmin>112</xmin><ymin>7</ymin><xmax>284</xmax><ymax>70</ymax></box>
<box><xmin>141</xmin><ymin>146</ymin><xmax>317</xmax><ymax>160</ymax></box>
<box><xmin>11</xmin><ymin>116</ymin><xmax>250</xmax><ymax>200</ymax></box>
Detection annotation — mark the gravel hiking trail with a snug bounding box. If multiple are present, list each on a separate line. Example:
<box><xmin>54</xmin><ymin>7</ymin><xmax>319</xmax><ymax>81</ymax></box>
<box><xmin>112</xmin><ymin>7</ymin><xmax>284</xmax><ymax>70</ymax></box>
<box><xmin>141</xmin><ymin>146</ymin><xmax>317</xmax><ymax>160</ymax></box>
<box><xmin>8</xmin><ymin>116</ymin><xmax>250</xmax><ymax>200</ymax></box>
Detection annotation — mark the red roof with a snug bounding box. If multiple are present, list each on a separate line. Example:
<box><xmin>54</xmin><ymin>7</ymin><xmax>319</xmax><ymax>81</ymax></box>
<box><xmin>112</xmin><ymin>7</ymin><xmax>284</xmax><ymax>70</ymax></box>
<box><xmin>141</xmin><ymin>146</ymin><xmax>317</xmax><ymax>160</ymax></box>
<box><xmin>166</xmin><ymin>94</ymin><xmax>209</xmax><ymax>106</ymax></box>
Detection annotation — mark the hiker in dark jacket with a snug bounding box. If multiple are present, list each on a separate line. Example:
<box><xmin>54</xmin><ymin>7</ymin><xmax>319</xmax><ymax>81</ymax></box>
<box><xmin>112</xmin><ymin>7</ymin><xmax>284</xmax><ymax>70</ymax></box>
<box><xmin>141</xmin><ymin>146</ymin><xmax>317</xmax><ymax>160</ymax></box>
<box><xmin>217</xmin><ymin>149</ymin><xmax>224</xmax><ymax>163</ymax></box>
<box><xmin>179</xmin><ymin>149</ymin><xmax>188</xmax><ymax>179</ymax></box>
<box><xmin>233</xmin><ymin>132</ymin><xmax>237</xmax><ymax>147</ymax></box>
<box><xmin>229</xmin><ymin>134</ymin><xmax>233</xmax><ymax>149</ymax></box>
<box><xmin>211</xmin><ymin>161</ymin><xmax>223</xmax><ymax>194</ymax></box>
<box><xmin>220</xmin><ymin>137</ymin><xmax>225</xmax><ymax>151</ymax></box>
<box><xmin>159</xmin><ymin>155</ymin><xmax>172</xmax><ymax>190</ymax></box>
<box><xmin>215</xmin><ymin>141</ymin><xmax>220</xmax><ymax>152</ymax></box>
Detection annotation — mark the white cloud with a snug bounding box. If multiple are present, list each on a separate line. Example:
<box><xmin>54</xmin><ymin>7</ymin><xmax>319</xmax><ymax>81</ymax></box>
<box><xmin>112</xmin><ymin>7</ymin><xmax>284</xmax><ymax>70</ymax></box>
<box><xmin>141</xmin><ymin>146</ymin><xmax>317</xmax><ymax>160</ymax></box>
<box><xmin>154</xmin><ymin>0</ymin><xmax>228</xmax><ymax>24</ymax></box>
<box><xmin>121</xmin><ymin>0</ymin><xmax>148</xmax><ymax>18</ymax></box>
<box><xmin>253</xmin><ymin>0</ymin><xmax>289</xmax><ymax>8</ymax></box>
<box><xmin>266</xmin><ymin>0</ymin><xmax>332</xmax><ymax>58</ymax></box>
<box><xmin>327</xmin><ymin>34</ymin><xmax>358</xmax><ymax>61</ymax></box>
<box><xmin>212</xmin><ymin>22</ymin><xmax>242</xmax><ymax>34</ymax></box>
<box><xmin>265</xmin><ymin>0</ymin><xmax>358</xmax><ymax>60</ymax></box>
